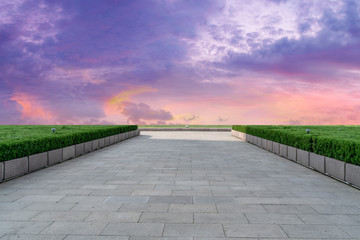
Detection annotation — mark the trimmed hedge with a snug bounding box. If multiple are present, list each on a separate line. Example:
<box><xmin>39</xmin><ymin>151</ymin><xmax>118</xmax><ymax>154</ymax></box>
<box><xmin>0</xmin><ymin>125</ymin><xmax>137</xmax><ymax>162</ymax></box>
<box><xmin>233</xmin><ymin>125</ymin><xmax>360</xmax><ymax>166</ymax></box>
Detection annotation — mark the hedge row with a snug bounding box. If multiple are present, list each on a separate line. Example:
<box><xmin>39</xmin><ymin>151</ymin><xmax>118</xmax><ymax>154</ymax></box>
<box><xmin>232</xmin><ymin>125</ymin><xmax>360</xmax><ymax>166</ymax></box>
<box><xmin>0</xmin><ymin>125</ymin><xmax>138</xmax><ymax>162</ymax></box>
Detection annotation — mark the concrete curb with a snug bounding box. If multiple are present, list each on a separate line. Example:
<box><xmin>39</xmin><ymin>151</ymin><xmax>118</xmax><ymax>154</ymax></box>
<box><xmin>232</xmin><ymin>129</ymin><xmax>360</xmax><ymax>189</ymax></box>
<box><xmin>0</xmin><ymin>129</ymin><xmax>140</xmax><ymax>183</ymax></box>
<box><xmin>140</xmin><ymin>128</ymin><xmax>231</xmax><ymax>132</ymax></box>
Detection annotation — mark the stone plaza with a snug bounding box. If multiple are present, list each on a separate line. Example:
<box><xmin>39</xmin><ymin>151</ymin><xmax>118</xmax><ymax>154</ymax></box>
<box><xmin>0</xmin><ymin>131</ymin><xmax>360</xmax><ymax>239</ymax></box>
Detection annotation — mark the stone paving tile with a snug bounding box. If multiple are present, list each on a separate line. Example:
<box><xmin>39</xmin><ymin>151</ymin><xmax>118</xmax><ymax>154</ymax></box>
<box><xmin>85</xmin><ymin>212</ymin><xmax>141</xmax><ymax>222</ymax></box>
<box><xmin>0</xmin><ymin>235</ymin><xmax>66</xmax><ymax>240</ymax></box>
<box><xmin>339</xmin><ymin>225</ymin><xmax>360</xmax><ymax>238</ymax></box>
<box><xmin>280</xmin><ymin>224</ymin><xmax>351</xmax><ymax>238</ymax></box>
<box><xmin>163</xmin><ymin>223</ymin><xmax>224</xmax><ymax>237</ymax></box>
<box><xmin>223</xmin><ymin>224</ymin><xmax>287</xmax><ymax>238</ymax></box>
<box><xmin>119</xmin><ymin>203</ymin><xmax>169</xmax><ymax>212</ymax></box>
<box><xmin>70</xmin><ymin>202</ymin><xmax>123</xmax><ymax>212</ymax></box>
<box><xmin>105</xmin><ymin>196</ymin><xmax>149</xmax><ymax>203</ymax></box>
<box><xmin>194</xmin><ymin>213</ymin><xmax>248</xmax><ymax>223</ymax></box>
<box><xmin>1</xmin><ymin>132</ymin><xmax>360</xmax><ymax>239</ymax></box>
<box><xmin>246</xmin><ymin>213</ymin><xmax>303</xmax><ymax>224</ymax></box>
<box><xmin>41</xmin><ymin>222</ymin><xmax>107</xmax><ymax>235</ymax></box>
<box><xmin>297</xmin><ymin>213</ymin><xmax>360</xmax><ymax>225</ymax></box>
<box><xmin>0</xmin><ymin>211</ymin><xmax>39</xmax><ymax>221</ymax></box>
<box><xmin>169</xmin><ymin>204</ymin><xmax>217</xmax><ymax>213</ymax></box>
<box><xmin>64</xmin><ymin>236</ymin><xmax>129</xmax><ymax>240</ymax></box>
<box><xmin>101</xmin><ymin>223</ymin><xmax>164</xmax><ymax>236</ymax></box>
<box><xmin>30</xmin><ymin>211</ymin><xmax>91</xmax><ymax>221</ymax></box>
<box><xmin>139</xmin><ymin>212</ymin><xmax>193</xmax><ymax>223</ymax></box>
<box><xmin>216</xmin><ymin>204</ymin><xmax>267</xmax><ymax>213</ymax></box>
<box><xmin>148</xmin><ymin>196</ymin><xmax>193</xmax><ymax>204</ymax></box>
<box><xmin>22</xmin><ymin>202</ymin><xmax>76</xmax><ymax>211</ymax></box>
<box><xmin>129</xmin><ymin>237</ymin><xmax>191</xmax><ymax>240</ymax></box>
<box><xmin>262</xmin><ymin>204</ymin><xmax>317</xmax><ymax>214</ymax></box>
<box><xmin>0</xmin><ymin>221</ymin><xmax>52</xmax><ymax>236</ymax></box>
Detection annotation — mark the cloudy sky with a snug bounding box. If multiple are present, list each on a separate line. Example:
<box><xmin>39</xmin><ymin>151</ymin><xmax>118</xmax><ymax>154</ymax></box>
<box><xmin>1</xmin><ymin>0</ymin><xmax>360</xmax><ymax>125</ymax></box>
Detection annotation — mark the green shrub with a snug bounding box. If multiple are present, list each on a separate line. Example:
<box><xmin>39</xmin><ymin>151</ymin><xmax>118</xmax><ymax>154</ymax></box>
<box><xmin>232</xmin><ymin>125</ymin><xmax>360</xmax><ymax>166</ymax></box>
<box><xmin>0</xmin><ymin>125</ymin><xmax>137</xmax><ymax>162</ymax></box>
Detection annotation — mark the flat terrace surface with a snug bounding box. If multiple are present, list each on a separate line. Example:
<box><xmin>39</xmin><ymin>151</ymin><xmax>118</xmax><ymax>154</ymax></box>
<box><xmin>1</xmin><ymin>131</ymin><xmax>360</xmax><ymax>239</ymax></box>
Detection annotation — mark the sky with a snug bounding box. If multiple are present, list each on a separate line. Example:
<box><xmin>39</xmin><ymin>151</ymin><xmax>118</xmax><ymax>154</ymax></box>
<box><xmin>1</xmin><ymin>0</ymin><xmax>360</xmax><ymax>125</ymax></box>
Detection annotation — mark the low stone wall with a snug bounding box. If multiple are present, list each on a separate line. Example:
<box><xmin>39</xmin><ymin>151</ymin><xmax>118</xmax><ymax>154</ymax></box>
<box><xmin>0</xmin><ymin>129</ymin><xmax>140</xmax><ymax>182</ymax></box>
<box><xmin>232</xmin><ymin>129</ymin><xmax>360</xmax><ymax>189</ymax></box>
<box><xmin>139</xmin><ymin>128</ymin><xmax>231</xmax><ymax>132</ymax></box>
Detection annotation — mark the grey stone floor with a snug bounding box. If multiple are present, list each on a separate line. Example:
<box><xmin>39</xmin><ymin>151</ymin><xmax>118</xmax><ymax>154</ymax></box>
<box><xmin>1</xmin><ymin>131</ymin><xmax>360</xmax><ymax>240</ymax></box>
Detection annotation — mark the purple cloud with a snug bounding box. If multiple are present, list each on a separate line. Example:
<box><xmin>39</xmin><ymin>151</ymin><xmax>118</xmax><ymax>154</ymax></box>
<box><xmin>121</xmin><ymin>101</ymin><xmax>173</xmax><ymax>124</ymax></box>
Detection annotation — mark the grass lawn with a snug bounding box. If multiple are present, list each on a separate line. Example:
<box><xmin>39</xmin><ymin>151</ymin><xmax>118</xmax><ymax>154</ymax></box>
<box><xmin>139</xmin><ymin>125</ymin><xmax>231</xmax><ymax>128</ymax></box>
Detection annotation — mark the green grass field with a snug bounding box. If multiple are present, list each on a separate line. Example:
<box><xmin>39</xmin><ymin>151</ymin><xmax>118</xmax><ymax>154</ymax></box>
<box><xmin>139</xmin><ymin>125</ymin><xmax>231</xmax><ymax>128</ymax></box>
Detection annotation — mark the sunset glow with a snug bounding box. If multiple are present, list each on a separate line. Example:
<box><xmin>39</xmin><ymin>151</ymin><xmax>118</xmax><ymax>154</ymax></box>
<box><xmin>1</xmin><ymin>0</ymin><xmax>359</xmax><ymax>125</ymax></box>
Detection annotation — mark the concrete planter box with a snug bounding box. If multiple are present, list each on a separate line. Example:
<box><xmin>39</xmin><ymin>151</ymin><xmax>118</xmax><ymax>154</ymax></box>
<box><xmin>279</xmin><ymin>144</ymin><xmax>287</xmax><ymax>158</ymax></box>
<box><xmin>297</xmin><ymin>149</ymin><xmax>310</xmax><ymax>166</ymax></box>
<box><xmin>325</xmin><ymin>157</ymin><xmax>345</xmax><ymax>181</ymax></box>
<box><xmin>288</xmin><ymin>146</ymin><xmax>297</xmax><ymax>161</ymax></box>
<box><xmin>110</xmin><ymin>135</ymin><xmax>115</xmax><ymax>145</ymax></box>
<box><xmin>75</xmin><ymin>143</ymin><xmax>85</xmax><ymax>157</ymax></box>
<box><xmin>266</xmin><ymin>140</ymin><xmax>273</xmax><ymax>152</ymax></box>
<box><xmin>4</xmin><ymin>157</ymin><xmax>28</xmax><ymax>180</ymax></box>
<box><xmin>345</xmin><ymin>164</ymin><xmax>360</xmax><ymax>188</ymax></box>
<box><xmin>310</xmin><ymin>153</ymin><xmax>325</xmax><ymax>173</ymax></box>
<box><xmin>99</xmin><ymin>138</ymin><xmax>105</xmax><ymax>148</ymax></box>
<box><xmin>29</xmin><ymin>152</ymin><xmax>48</xmax><ymax>172</ymax></box>
<box><xmin>104</xmin><ymin>137</ymin><xmax>110</xmax><ymax>146</ymax></box>
<box><xmin>272</xmin><ymin>142</ymin><xmax>280</xmax><ymax>155</ymax></box>
<box><xmin>247</xmin><ymin>135</ymin><xmax>253</xmax><ymax>143</ymax></box>
<box><xmin>48</xmin><ymin>149</ymin><xmax>62</xmax><ymax>166</ymax></box>
<box><xmin>0</xmin><ymin>162</ymin><xmax>4</xmax><ymax>182</ymax></box>
<box><xmin>256</xmin><ymin>137</ymin><xmax>261</xmax><ymax>147</ymax></box>
<box><xmin>63</xmin><ymin>145</ymin><xmax>75</xmax><ymax>161</ymax></box>
<box><xmin>120</xmin><ymin>133</ymin><xmax>125</xmax><ymax>141</ymax></box>
<box><xmin>114</xmin><ymin>134</ymin><xmax>119</xmax><ymax>143</ymax></box>
<box><xmin>261</xmin><ymin>139</ymin><xmax>267</xmax><ymax>149</ymax></box>
<box><xmin>84</xmin><ymin>141</ymin><xmax>92</xmax><ymax>154</ymax></box>
<box><xmin>92</xmin><ymin>139</ymin><xmax>99</xmax><ymax>150</ymax></box>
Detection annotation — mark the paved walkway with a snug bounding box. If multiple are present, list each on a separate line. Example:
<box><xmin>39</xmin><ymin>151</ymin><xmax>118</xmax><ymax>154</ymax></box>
<box><xmin>1</xmin><ymin>132</ymin><xmax>360</xmax><ymax>239</ymax></box>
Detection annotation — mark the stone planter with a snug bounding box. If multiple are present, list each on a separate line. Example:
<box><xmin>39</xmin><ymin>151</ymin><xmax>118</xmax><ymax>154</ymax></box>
<box><xmin>84</xmin><ymin>141</ymin><xmax>92</xmax><ymax>154</ymax></box>
<box><xmin>261</xmin><ymin>139</ymin><xmax>267</xmax><ymax>149</ymax></box>
<box><xmin>266</xmin><ymin>140</ymin><xmax>273</xmax><ymax>152</ymax></box>
<box><xmin>99</xmin><ymin>138</ymin><xmax>105</xmax><ymax>148</ymax></box>
<box><xmin>0</xmin><ymin>162</ymin><xmax>4</xmax><ymax>182</ymax></box>
<box><xmin>272</xmin><ymin>142</ymin><xmax>280</xmax><ymax>155</ymax></box>
<box><xmin>345</xmin><ymin>164</ymin><xmax>360</xmax><ymax>188</ymax></box>
<box><xmin>92</xmin><ymin>139</ymin><xmax>99</xmax><ymax>150</ymax></box>
<box><xmin>114</xmin><ymin>134</ymin><xmax>119</xmax><ymax>143</ymax></box>
<box><xmin>110</xmin><ymin>135</ymin><xmax>115</xmax><ymax>145</ymax></box>
<box><xmin>63</xmin><ymin>145</ymin><xmax>75</xmax><ymax>161</ymax></box>
<box><xmin>279</xmin><ymin>144</ymin><xmax>287</xmax><ymax>158</ymax></box>
<box><xmin>4</xmin><ymin>157</ymin><xmax>28</xmax><ymax>180</ymax></box>
<box><xmin>75</xmin><ymin>143</ymin><xmax>85</xmax><ymax>157</ymax></box>
<box><xmin>325</xmin><ymin>157</ymin><xmax>345</xmax><ymax>181</ymax></box>
<box><xmin>310</xmin><ymin>153</ymin><xmax>325</xmax><ymax>173</ymax></box>
<box><xmin>48</xmin><ymin>149</ymin><xmax>63</xmax><ymax>166</ymax></box>
<box><xmin>297</xmin><ymin>149</ymin><xmax>310</xmax><ymax>166</ymax></box>
<box><xmin>29</xmin><ymin>152</ymin><xmax>48</xmax><ymax>172</ymax></box>
<box><xmin>104</xmin><ymin>137</ymin><xmax>110</xmax><ymax>146</ymax></box>
<box><xmin>288</xmin><ymin>146</ymin><xmax>297</xmax><ymax>162</ymax></box>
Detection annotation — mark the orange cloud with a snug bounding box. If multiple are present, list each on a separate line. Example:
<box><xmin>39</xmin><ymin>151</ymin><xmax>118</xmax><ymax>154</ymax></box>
<box><xmin>11</xmin><ymin>92</ymin><xmax>53</xmax><ymax>120</ymax></box>
<box><xmin>105</xmin><ymin>86</ymin><xmax>158</xmax><ymax>116</ymax></box>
